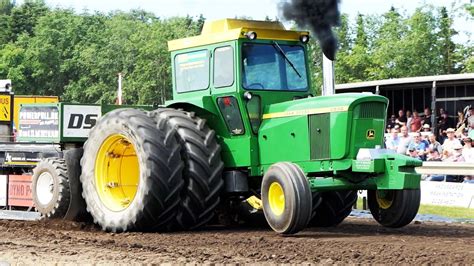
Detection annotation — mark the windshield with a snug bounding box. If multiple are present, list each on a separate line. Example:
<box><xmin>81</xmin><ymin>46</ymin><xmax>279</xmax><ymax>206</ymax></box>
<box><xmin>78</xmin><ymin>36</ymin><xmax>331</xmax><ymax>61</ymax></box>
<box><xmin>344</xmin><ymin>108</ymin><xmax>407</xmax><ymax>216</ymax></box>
<box><xmin>242</xmin><ymin>43</ymin><xmax>308</xmax><ymax>91</ymax></box>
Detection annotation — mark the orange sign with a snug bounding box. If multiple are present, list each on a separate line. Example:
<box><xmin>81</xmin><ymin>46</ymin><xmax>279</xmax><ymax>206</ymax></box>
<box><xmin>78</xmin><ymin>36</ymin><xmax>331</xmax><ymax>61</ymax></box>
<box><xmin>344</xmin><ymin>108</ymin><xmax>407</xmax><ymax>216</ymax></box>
<box><xmin>8</xmin><ymin>175</ymin><xmax>33</xmax><ymax>207</ymax></box>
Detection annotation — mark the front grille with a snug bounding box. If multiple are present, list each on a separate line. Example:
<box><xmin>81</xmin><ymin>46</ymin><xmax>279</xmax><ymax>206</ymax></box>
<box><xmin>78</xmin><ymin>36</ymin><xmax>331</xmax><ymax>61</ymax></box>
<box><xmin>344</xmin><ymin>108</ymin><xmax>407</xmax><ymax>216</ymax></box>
<box><xmin>356</xmin><ymin>102</ymin><xmax>386</xmax><ymax>119</ymax></box>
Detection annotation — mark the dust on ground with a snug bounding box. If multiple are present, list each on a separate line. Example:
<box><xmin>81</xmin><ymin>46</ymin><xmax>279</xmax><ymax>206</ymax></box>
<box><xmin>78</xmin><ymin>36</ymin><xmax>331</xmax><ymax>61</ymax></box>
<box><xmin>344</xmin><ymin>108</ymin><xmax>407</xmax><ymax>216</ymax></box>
<box><xmin>0</xmin><ymin>217</ymin><xmax>472</xmax><ymax>264</ymax></box>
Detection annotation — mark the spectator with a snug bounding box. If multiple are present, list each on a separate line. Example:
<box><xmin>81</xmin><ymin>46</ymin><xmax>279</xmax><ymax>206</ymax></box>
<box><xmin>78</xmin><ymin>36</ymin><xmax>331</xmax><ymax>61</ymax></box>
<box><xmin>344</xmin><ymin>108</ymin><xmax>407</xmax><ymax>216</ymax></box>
<box><xmin>406</xmin><ymin>110</ymin><xmax>413</xmax><ymax>131</ymax></box>
<box><xmin>385</xmin><ymin>128</ymin><xmax>400</xmax><ymax>151</ymax></box>
<box><xmin>437</xmin><ymin>112</ymin><xmax>454</xmax><ymax>138</ymax></box>
<box><xmin>396</xmin><ymin>109</ymin><xmax>407</xmax><ymax>127</ymax></box>
<box><xmin>444</xmin><ymin>142</ymin><xmax>465</xmax><ymax>162</ymax></box>
<box><xmin>468</xmin><ymin>107</ymin><xmax>474</xmax><ymax>139</ymax></box>
<box><xmin>427</xmin><ymin>134</ymin><xmax>442</xmax><ymax>154</ymax></box>
<box><xmin>422</xmin><ymin>123</ymin><xmax>431</xmax><ymax>132</ymax></box>
<box><xmin>462</xmin><ymin>137</ymin><xmax>474</xmax><ymax>163</ymax></box>
<box><xmin>427</xmin><ymin>149</ymin><xmax>442</xmax><ymax>161</ymax></box>
<box><xmin>421</xmin><ymin>107</ymin><xmax>432</xmax><ymax>127</ymax></box>
<box><xmin>442</xmin><ymin>128</ymin><xmax>462</xmax><ymax>158</ymax></box>
<box><xmin>386</xmin><ymin>114</ymin><xmax>397</xmax><ymax>132</ymax></box>
<box><xmin>410</xmin><ymin>111</ymin><xmax>422</xmax><ymax>132</ymax></box>
<box><xmin>407</xmin><ymin>147</ymin><xmax>422</xmax><ymax>160</ymax></box>
<box><xmin>468</xmin><ymin>106</ymin><xmax>474</xmax><ymax>129</ymax></box>
<box><xmin>407</xmin><ymin>132</ymin><xmax>428</xmax><ymax>160</ymax></box>
<box><xmin>397</xmin><ymin>126</ymin><xmax>412</xmax><ymax>154</ymax></box>
<box><xmin>456</xmin><ymin>110</ymin><xmax>465</xmax><ymax>130</ymax></box>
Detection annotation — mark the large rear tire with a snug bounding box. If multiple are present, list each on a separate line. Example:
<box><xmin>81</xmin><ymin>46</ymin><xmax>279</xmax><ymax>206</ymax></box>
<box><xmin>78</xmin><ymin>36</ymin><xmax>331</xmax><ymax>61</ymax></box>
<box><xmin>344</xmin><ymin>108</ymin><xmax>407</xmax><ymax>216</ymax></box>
<box><xmin>261</xmin><ymin>162</ymin><xmax>312</xmax><ymax>234</ymax></box>
<box><xmin>368</xmin><ymin>189</ymin><xmax>420</xmax><ymax>228</ymax></box>
<box><xmin>63</xmin><ymin>148</ymin><xmax>90</xmax><ymax>221</ymax></box>
<box><xmin>309</xmin><ymin>190</ymin><xmax>357</xmax><ymax>227</ymax></box>
<box><xmin>32</xmin><ymin>158</ymin><xmax>70</xmax><ymax>218</ymax></box>
<box><xmin>81</xmin><ymin>108</ymin><xmax>184</xmax><ymax>232</ymax></box>
<box><xmin>150</xmin><ymin>109</ymin><xmax>224</xmax><ymax>230</ymax></box>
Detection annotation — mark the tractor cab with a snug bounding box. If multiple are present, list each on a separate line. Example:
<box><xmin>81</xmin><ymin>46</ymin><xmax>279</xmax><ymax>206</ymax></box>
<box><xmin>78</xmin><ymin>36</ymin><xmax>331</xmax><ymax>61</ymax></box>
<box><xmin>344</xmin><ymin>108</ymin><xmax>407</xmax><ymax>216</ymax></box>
<box><xmin>167</xmin><ymin>19</ymin><xmax>312</xmax><ymax>169</ymax></box>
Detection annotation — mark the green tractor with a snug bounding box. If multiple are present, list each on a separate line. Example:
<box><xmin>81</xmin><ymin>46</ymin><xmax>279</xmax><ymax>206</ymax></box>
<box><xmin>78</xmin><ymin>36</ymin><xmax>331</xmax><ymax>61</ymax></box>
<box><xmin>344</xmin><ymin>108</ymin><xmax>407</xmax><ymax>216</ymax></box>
<box><xmin>33</xmin><ymin>19</ymin><xmax>422</xmax><ymax>234</ymax></box>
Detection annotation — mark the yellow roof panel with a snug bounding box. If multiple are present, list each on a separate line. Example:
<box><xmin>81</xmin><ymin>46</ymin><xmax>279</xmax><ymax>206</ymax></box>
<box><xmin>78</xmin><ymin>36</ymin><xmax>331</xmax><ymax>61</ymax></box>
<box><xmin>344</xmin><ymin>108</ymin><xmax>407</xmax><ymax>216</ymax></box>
<box><xmin>168</xmin><ymin>18</ymin><xmax>309</xmax><ymax>52</ymax></box>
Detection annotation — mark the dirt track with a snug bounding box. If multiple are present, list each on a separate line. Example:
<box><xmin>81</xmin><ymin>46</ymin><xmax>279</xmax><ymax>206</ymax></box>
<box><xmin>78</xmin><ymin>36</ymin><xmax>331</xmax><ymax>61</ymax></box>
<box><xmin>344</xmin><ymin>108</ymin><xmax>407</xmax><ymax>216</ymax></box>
<box><xmin>0</xmin><ymin>217</ymin><xmax>472</xmax><ymax>264</ymax></box>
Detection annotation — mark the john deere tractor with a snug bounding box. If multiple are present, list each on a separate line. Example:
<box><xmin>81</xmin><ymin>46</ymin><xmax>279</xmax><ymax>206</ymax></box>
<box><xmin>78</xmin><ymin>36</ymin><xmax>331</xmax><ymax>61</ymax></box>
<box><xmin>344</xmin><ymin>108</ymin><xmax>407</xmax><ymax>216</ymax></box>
<box><xmin>29</xmin><ymin>19</ymin><xmax>422</xmax><ymax>234</ymax></box>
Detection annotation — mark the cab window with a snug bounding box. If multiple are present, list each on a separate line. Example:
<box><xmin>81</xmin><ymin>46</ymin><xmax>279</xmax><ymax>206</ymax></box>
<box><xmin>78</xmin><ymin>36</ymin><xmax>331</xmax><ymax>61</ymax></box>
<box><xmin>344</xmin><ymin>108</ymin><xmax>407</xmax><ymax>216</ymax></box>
<box><xmin>175</xmin><ymin>50</ymin><xmax>210</xmax><ymax>93</ymax></box>
<box><xmin>214</xmin><ymin>46</ymin><xmax>234</xmax><ymax>88</ymax></box>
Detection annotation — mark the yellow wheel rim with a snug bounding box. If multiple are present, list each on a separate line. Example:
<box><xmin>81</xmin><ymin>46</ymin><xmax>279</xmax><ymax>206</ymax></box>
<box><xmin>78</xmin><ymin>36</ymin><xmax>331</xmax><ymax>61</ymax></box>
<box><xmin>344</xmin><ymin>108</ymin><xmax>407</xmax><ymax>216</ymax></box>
<box><xmin>95</xmin><ymin>134</ymin><xmax>139</xmax><ymax>212</ymax></box>
<box><xmin>268</xmin><ymin>182</ymin><xmax>285</xmax><ymax>216</ymax></box>
<box><xmin>375</xmin><ymin>190</ymin><xmax>394</xmax><ymax>210</ymax></box>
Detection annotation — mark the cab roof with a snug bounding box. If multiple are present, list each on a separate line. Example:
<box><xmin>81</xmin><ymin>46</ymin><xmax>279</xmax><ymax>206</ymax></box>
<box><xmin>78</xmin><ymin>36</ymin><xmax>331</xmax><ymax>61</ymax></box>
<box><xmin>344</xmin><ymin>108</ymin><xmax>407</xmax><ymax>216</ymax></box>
<box><xmin>167</xmin><ymin>18</ymin><xmax>309</xmax><ymax>52</ymax></box>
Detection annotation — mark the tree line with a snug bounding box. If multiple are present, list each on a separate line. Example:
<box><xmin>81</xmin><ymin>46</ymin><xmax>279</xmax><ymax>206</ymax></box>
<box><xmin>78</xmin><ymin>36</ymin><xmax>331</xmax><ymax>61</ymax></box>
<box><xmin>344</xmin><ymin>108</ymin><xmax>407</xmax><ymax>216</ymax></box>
<box><xmin>0</xmin><ymin>0</ymin><xmax>473</xmax><ymax>104</ymax></box>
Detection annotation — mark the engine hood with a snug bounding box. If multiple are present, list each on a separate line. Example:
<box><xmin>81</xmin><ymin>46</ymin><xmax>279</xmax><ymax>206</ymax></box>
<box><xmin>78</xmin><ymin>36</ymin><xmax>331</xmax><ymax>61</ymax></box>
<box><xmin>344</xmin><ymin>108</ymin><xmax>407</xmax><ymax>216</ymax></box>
<box><xmin>262</xmin><ymin>93</ymin><xmax>388</xmax><ymax>120</ymax></box>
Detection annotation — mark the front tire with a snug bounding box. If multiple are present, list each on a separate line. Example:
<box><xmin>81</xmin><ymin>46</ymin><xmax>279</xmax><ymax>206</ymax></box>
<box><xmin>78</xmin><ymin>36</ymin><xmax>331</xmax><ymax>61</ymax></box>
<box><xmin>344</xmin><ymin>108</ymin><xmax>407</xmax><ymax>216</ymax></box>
<box><xmin>368</xmin><ymin>189</ymin><xmax>420</xmax><ymax>228</ymax></box>
<box><xmin>81</xmin><ymin>108</ymin><xmax>184</xmax><ymax>232</ymax></box>
<box><xmin>261</xmin><ymin>162</ymin><xmax>312</xmax><ymax>234</ymax></box>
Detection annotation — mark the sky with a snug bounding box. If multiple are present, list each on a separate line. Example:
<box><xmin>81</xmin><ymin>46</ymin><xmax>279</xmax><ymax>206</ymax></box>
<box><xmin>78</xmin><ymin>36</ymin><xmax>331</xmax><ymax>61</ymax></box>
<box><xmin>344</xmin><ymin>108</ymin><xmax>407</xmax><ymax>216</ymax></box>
<box><xmin>16</xmin><ymin>0</ymin><xmax>474</xmax><ymax>43</ymax></box>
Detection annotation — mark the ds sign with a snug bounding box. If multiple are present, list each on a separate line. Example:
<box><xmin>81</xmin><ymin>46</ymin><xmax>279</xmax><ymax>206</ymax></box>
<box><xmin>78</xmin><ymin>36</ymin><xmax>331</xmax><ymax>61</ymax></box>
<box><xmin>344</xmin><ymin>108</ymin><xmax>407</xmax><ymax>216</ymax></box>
<box><xmin>63</xmin><ymin>105</ymin><xmax>101</xmax><ymax>138</ymax></box>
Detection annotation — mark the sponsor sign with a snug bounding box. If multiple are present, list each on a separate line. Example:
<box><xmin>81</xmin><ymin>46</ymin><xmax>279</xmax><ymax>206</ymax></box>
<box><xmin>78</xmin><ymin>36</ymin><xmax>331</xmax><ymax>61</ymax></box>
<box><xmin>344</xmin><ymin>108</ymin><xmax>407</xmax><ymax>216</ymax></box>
<box><xmin>0</xmin><ymin>175</ymin><xmax>7</xmax><ymax>206</ymax></box>
<box><xmin>18</xmin><ymin>105</ymin><xmax>59</xmax><ymax>139</ymax></box>
<box><xmin>4</xmin><ymin>151</ymin><xmax>41</xmax><ymax>165</ymax></box>
<box><xmin>8</xmin><ymin>175</ymin><xmax>33</xmax><ymax>207</ymax></box>
<box><xmin>0</xmin><ymin>94</ymin><xmax>11</xmax><ymax>122</ymax></box>
<box><xmin>63</xmin><ymin>105</ymin><xmax>101</xmax><ymax>138</ymax></box>
<box><xmin>420</xmin><ymin>181</ymin><xmax>474</xmax><ymax>209</ymax></box>
<box><xmin>358</xmin><ymin>183</ymin><xmax>474</xmax><ymax>209</ymax></box>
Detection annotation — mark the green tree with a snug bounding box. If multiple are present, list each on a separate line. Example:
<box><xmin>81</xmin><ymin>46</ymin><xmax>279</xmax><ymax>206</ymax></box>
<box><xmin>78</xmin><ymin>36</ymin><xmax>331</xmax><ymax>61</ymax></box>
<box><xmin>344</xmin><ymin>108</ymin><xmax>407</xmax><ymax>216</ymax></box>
<box><xmin>368</xmin><ymin>7</ymin><xmax>406</xmax><ymax>79</ymax></box>
<box><xmin>10</xmin><ymin>0</ymin><xmax>48</xmax><ymax>41</ymax></box>
<box><xmin>344</xmin><ymin>14</ymin><xmax>372</xmax><ymax>82</ymax></box>
<box><xmin>437</xmin><ymin>7</ymin><xmax>457</xmax><ymax>74</ymax></box>
<box><xmin>334</xmin><ymin>13</ymin><xmax>353</xmax><ymax>84</ymax></box>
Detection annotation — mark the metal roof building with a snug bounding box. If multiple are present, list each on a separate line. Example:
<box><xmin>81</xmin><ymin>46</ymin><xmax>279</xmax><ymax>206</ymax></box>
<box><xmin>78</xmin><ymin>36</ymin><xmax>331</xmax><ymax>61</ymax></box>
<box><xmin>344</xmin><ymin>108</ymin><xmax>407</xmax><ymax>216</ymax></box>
<box><xmin>335</xmin><ymin>73</ymin><xmax>474</xmax><ymax>125</ymax></box>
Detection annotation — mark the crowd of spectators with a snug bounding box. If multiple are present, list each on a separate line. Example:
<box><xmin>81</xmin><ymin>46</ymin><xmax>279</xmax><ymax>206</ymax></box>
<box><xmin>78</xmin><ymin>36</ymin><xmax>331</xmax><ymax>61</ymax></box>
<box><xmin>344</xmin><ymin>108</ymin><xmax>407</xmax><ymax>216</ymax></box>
<box><xmin>385</xmin><ymin>106</ymin><xmax>474</xmax><ymax>184</ymax></box>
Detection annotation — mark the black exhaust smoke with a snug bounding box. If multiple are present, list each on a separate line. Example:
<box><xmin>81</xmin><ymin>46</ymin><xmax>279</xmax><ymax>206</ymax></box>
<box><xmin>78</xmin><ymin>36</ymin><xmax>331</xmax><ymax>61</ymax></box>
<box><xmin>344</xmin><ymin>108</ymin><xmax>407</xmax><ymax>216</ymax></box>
<box><xmin>280</xmin><ymin>0</ymin><xmax>340</xmax><ymax>60</ymax></box>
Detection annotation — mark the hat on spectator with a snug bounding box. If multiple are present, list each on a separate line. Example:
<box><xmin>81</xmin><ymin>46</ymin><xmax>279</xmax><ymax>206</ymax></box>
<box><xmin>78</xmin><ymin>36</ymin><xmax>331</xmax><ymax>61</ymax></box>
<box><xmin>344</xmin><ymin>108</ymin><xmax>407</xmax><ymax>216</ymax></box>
<box><xmin>423</xmin><ymin>124</ymin><xmax>430</xmax><ymax>129</ymax></box>
<box><xmin>446</xmin><ymin>128</ymin><xmax>455</xmax><ymax>133</ymax></box>
<box><xmin>453</xmin><ymin>142</ymin><xmax>463</xmax><ymax>150</ymax></box>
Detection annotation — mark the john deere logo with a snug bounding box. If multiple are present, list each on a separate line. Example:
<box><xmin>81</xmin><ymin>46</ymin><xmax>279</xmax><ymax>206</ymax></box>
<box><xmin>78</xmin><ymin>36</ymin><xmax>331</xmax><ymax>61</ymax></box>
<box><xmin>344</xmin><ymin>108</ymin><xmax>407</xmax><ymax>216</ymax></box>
<box><xmin>366</xmin><ymin>129</ymin><xmax>375</xmax><ymax>139</ymax></box>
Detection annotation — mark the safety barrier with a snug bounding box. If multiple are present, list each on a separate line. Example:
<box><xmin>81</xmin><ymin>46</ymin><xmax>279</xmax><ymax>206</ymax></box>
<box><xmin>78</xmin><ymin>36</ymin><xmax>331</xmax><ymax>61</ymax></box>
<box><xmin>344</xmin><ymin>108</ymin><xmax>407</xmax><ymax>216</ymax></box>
<box><xmin>415</xmin><ymin>162</ymin><xmax>474</xmax><ymax>176</ymax></box>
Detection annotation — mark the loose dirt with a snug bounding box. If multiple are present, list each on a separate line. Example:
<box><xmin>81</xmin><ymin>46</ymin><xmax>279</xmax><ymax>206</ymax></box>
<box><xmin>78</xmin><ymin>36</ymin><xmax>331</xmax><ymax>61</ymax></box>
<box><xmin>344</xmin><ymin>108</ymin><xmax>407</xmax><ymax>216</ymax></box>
<box><xmin>0</xmin><ymin>217</ymin><xmax>472</xmax><ymax>264</ymax></box>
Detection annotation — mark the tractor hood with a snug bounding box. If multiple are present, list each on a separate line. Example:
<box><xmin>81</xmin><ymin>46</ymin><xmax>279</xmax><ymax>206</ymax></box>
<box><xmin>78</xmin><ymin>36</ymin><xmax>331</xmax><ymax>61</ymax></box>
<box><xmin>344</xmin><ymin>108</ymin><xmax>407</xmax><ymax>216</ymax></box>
<box><xmin>262</xmin><ymin>93</ymin><xmax>388</xmax><ymax>120</ymax></box>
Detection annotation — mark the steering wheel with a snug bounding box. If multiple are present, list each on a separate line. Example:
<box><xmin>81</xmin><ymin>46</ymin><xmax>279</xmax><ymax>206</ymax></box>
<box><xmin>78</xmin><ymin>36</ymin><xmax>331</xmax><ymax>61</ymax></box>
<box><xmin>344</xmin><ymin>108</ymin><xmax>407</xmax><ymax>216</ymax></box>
<box><xmin>246</xmin><ymin>83</ymin><xmax>265</xmax><ymax>89</ymax></box>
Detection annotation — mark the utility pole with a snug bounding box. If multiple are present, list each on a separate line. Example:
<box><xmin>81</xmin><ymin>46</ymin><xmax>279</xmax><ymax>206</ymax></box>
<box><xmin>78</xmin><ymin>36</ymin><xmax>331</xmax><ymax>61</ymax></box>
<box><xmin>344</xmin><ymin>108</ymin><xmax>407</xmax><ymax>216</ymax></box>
<box><xmin>118</xmin><ymin>73</ymin><xmax>123</xmax><ymax>105</ymax></box>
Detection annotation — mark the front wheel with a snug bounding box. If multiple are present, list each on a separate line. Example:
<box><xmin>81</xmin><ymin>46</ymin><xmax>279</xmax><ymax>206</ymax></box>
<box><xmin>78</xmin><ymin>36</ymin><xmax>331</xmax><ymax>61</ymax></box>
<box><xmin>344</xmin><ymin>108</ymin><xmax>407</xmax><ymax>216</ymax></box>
<box><xmin>261</xmin><ymin>162</ymin><xmax>312</xmax><ymax>234</ymax></box>
<box><xmin>368</xmin><ymin>189</ymin><xmax>420</xmax><ymax>228</ymax></box>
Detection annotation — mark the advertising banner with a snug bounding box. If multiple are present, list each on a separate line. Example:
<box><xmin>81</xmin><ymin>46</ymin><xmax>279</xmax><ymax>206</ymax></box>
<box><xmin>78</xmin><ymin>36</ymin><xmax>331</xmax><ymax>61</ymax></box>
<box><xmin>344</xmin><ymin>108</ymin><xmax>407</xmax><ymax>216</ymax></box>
<box><xmin>8</xmin><ymin>175</ymin><xmax>33</xmax><ymax>207</ymax></box>
<box><xmin>18</xmin><ymin>105</ymin><xmax>59</xmax><ymax>141</ymax></box>
<box><xmin>63</xmin><ymin>105</ymin><xmax>101</xmax><ymax>138</ymax></box>
<box><xmin>420</xmin><ymin>181</ymin><xmax>474</xmax><ymax>209</ymax></box>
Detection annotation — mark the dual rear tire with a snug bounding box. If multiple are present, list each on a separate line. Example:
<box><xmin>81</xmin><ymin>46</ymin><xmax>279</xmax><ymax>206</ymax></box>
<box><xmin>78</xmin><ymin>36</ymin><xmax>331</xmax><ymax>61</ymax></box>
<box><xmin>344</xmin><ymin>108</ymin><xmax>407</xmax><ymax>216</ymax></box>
<box><xmin>80</xmin><ymin>108</ymin><xmax>223</xmax><ymax>232</ymax></box>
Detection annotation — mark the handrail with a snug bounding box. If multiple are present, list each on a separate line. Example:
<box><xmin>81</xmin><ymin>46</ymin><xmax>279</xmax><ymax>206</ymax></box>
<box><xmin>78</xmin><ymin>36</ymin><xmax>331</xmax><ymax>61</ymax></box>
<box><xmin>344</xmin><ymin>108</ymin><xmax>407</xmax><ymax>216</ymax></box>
<box><xmin>415</xmin><ymin>162</ymin><xmax>474</xmax><ymax>176</ymax></box>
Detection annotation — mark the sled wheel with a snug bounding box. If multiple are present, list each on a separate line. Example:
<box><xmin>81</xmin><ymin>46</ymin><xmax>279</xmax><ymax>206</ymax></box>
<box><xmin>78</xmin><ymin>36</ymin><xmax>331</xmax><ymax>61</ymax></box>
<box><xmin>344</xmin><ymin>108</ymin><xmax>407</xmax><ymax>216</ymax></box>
<box><xmin>32</xmin><ymin>158</ymin><xmax>70</xmax><ymax>218</ymax></box>
<box><xmin>81</xmin><ymin>108</ymin><xmax>184</xmax><ymax>232</ymax></box>
<box><xmin>368</xmin><ymin>189</ymin><xmax>420</xmax><ymax>228</ymax></box>
<box><xmin>309</xmin><ymin>190</ymin><xmax>357</xmax><ymax>227</ymax></box>
<box><xmin>150</xmin><ymin>109</ymin><xmax>224</xmax><ymax>230</ymax></box>
<box><xmin>261</xmin><ymin>162</ymin><xmax>312</xmax><ymax>234</ymax></box>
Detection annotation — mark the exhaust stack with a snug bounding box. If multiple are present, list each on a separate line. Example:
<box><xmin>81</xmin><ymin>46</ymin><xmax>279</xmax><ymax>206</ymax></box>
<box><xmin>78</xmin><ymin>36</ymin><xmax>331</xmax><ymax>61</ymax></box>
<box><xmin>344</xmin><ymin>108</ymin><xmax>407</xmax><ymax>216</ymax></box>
<box><xmin>322</xmin><ymin>53</ymin><xmax>335</xmax><ymax>96</ymax></box>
